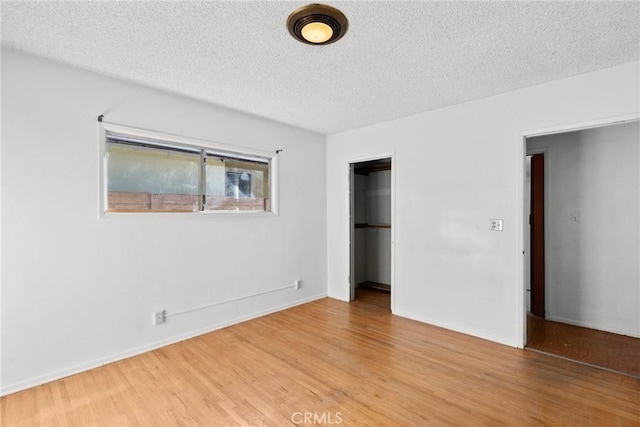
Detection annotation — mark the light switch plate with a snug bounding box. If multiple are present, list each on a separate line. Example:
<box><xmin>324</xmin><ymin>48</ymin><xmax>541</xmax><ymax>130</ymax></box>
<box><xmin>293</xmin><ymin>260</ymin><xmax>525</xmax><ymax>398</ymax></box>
<box><xmin>571</xmin><ymin>210</ymin><xmax>580</xmax><ymax>221</ymax></box>
<box><xmin>490</xmin><ymin>219</ymin><xmax>503</xmax><ymax>231</ymax></box>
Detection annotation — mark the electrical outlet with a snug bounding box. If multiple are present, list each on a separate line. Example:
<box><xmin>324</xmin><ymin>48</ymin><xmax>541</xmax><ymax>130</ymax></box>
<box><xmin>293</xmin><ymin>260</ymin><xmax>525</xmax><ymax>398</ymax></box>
<box><xmin>153</xmin><ymin>310</ymin><xmax>166</xmax><ymax>325</ymax></box>
<box><xmin>294</xmin><ymin>280</ymin><xmax>301</xmax><ymax>290</ymax></box>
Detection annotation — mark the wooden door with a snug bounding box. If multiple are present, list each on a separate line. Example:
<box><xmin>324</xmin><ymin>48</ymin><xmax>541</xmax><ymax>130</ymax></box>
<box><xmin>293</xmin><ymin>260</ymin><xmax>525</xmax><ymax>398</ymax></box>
<box><xmin>530</xmin><ymin>154</ymin><xmax>545</xmax><ymax>318</ymax></box>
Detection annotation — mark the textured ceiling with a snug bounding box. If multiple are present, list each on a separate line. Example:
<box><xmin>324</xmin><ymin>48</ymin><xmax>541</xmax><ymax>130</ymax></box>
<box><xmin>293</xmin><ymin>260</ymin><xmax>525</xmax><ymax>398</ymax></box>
<box><xmin>2</xmin><ymin>1</ymin><xmax>639</xmax><ymax>134</ymax></box>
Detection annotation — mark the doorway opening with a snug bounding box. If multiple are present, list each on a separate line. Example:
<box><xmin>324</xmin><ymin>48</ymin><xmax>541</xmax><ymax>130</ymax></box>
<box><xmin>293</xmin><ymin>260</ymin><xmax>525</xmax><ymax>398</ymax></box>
<box><xmin>349</xmin><ymin>157</ymin><xmax>393</xmax><ymax>310</ymax></box>
<box><xmin>522</xmin><ymin>119</ymin><xmax>640</xmax><ymax>377</ymax></box>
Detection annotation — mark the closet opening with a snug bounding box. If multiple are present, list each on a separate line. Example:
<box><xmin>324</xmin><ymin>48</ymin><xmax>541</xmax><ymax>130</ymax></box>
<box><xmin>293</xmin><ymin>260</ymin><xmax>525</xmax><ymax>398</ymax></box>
<box><xmin>349</xmin><ymin>157</ymin><xmax>393</xmax><ymax>309</ymax></box>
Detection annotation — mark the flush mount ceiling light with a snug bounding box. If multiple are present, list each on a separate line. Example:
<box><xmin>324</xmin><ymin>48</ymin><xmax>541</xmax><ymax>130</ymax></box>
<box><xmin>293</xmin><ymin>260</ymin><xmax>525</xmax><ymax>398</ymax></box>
<box><xmin>287</xmin><ymin>4</ymin><xmax>348</xmax><ymax>45</ymax></box>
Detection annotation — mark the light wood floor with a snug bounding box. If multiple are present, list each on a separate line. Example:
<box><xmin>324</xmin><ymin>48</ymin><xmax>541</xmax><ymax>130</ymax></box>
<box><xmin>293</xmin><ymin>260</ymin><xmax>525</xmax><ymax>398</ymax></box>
<box><xmin>527</xmin><ymin>313</ymin><xmax>640</xmax><ymax>378</ymax></box>
<box><xmin>2</xmin><ymin>293</ymin><xmax>639</xmax><ymax>426</ymax></box>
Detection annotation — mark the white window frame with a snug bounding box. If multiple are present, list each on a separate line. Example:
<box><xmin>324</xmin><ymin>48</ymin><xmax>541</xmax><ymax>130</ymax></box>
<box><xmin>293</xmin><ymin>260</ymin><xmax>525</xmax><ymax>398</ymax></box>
<box><xmin>98</xmin><ymin>122</ymin><xmax>279</xmax><ymax>217</ymax></box>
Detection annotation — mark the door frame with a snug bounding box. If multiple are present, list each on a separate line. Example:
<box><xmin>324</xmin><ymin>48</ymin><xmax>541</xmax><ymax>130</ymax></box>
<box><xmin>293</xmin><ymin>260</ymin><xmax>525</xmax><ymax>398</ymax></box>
<box><xmin>516</xmin><ymin>113</ymin><xmax>639</xmax><ymax>348</ymax></box>
<box><xmin>348</xmin><ymin>153</ymin><xmax>396</xmax><ymax>313</ymax></box>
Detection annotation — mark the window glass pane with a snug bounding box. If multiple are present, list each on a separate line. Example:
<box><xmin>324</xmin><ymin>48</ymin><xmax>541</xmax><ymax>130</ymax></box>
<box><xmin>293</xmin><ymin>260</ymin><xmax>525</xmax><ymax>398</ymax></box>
<box><xmin>205</xmin><ymin>155</ymin><xmax>269</xmax><ymax>211</ymax></box>
<box><xmin>107</xmin><ymin>143</ymin><xmax>200</xmax><ymax>212</ymax></box>
<box><xmin>205</xmin><ymin>157</ymin><xmax>226</xmax><ymax>197</ymax></box>
<box><xmin>102</xmin><ymin>127</ymin><xmax>276</xmax><ymax>214</ymax></box>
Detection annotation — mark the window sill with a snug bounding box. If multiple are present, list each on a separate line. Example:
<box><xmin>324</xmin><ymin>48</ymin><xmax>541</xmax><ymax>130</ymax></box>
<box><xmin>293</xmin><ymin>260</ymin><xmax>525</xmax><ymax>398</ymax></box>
<box><xmin>99</xmin><ymin>210</ymin><xmax>278</xmax><ymax>219</ymax></box>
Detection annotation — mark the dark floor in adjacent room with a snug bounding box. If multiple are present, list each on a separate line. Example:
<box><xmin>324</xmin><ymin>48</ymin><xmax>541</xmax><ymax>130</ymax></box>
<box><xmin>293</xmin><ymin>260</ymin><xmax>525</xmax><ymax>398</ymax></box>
<box><xmin>526</xmin><ymin>313</ymin><xmax>640</xmax><ymax>378</ymax></box>
<box><xmin>354</xmin><ymin>285</ymin><xmax>391</xmax><ymax>309</ymax></box>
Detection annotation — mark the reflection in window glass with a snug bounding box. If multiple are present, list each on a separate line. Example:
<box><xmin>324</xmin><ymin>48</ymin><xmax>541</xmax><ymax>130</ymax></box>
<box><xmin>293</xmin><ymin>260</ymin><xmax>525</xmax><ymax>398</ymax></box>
<box><xmin>204</xmin><ymin>154</ymin><xmax>269</xmax><ymax>211</ymax></box>
<box><xmin>226</xmin><ymin>171</ymin><xmax>252</xmax><ymax>198</ymax></box>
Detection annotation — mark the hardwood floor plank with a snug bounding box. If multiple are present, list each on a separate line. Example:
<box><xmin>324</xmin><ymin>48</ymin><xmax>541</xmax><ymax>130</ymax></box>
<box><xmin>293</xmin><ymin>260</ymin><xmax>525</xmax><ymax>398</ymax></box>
<box><xmin>2</xmin><ymin>293</ymin><xmax>639</xmax><ymax>426</ymax></box>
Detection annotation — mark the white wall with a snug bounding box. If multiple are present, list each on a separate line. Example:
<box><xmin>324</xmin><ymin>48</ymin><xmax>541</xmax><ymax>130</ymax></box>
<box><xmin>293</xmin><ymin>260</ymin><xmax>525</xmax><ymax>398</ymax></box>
<box><xmin>0</xmin><ymin>48</ymin><xmax>327</xmax><ymax>395</ymax></box>
<box><xmin>527</xmin><ymin>123</ymin><xmax>639</xmax><ymax>337</ymax></box>
<box><xmin>327</xmin><ymin>61</ymin><xmax>640</xmax><ymax>346</ymax></box>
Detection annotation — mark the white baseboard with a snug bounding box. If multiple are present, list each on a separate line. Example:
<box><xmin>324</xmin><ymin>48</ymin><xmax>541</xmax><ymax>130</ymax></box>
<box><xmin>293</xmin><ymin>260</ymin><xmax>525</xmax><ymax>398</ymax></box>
<box><xmin>0</xmin><ymin>293</ymin><xmax>327</xmax><ymax>397</ymax></box>
<box><xmin>393</xmin><ymin>310</ymin><xmax>517</xmax><ymax>348</ymax></box>
<box><xmin>546</xmin><ymin>315</ymin><xmax>640</xmax><ymax>338</ymax></box>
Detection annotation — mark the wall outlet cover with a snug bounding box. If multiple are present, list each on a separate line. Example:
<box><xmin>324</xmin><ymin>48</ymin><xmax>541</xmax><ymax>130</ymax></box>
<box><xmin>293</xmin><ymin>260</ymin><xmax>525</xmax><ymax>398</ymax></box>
<box><xmin>154</xmin><ymin>310</ymin><xmax>166</xmax><ymax>325</ymax></box>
